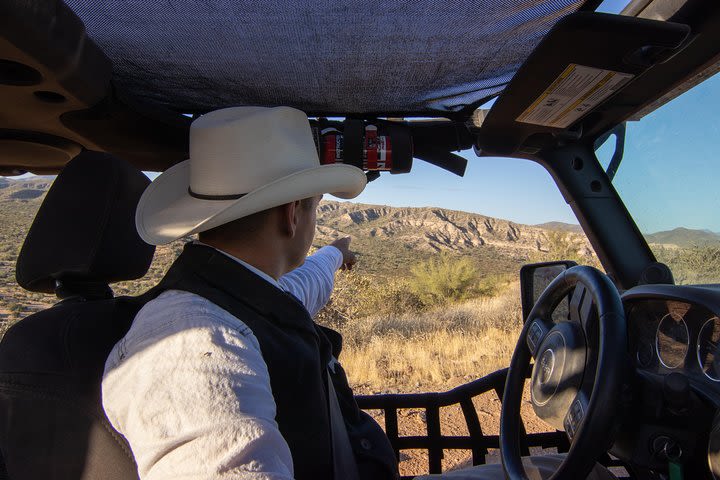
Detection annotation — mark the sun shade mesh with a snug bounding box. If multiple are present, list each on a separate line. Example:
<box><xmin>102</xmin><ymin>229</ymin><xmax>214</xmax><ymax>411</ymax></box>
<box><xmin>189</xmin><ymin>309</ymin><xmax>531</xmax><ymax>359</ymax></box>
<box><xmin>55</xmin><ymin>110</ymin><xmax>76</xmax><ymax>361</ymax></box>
<box><xmin>64</xmin><ymin>0</ymin><xmax>586</xmax><ymax>116</ymax></box>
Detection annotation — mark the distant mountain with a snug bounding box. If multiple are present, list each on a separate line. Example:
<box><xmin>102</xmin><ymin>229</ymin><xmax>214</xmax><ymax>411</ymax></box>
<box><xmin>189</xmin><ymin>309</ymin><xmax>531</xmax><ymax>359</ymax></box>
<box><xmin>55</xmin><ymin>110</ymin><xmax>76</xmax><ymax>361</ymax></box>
<box><xmin>534</xmin><ymin>221</ymin><xmax>583</xmax><ymax>233</ymax></box>
<box><xmin>645</xmin><ymin>227</ymin><xmax>720</xmax><ymax>247</ymax></box>
<box><xmin>0</xmin><ymin>176</ymin><xmax>594</xmax><ymax>277</ymax></box>
<box><xmin>315</xmin><ymin>201</ymin><xmax>593</xmax><ymax>274</ymax></box>
<box><xmin>317</xmin><ymin>201</ymin><xmax>588</xmax><ymax>253</ymax></box>
<box><xmin>0</xmin><ymin>176</ymin><xmax>53</xmax><ymax>201</ymax></box>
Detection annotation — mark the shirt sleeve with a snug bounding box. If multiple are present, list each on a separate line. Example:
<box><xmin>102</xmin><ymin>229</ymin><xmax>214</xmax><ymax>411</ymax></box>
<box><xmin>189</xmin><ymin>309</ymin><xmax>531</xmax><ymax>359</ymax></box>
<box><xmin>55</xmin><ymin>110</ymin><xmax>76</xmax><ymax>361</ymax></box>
<box><xmin>278</xmin><ymin>246</ymin><xmax>343</xmax><ymax>317</ymax></box>
<box><xmin>102</xmin><ymin>293</ymin><xmax>294</xmax><ymax>480</ymax></box>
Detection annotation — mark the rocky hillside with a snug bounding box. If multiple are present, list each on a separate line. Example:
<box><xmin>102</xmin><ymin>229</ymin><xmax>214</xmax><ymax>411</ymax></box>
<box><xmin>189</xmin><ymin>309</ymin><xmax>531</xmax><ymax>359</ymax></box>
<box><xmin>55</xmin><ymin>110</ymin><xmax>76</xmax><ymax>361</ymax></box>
<box><xmin>0</xmin><ymin>176</ymin><xmax>53</xmax><ymax>199</ymax></box>
<box><xmin>0</xmin><ymin>176</ymin><xmax>594</xmax><ymax>278</ymax></box>
<box><xmin>311</xmin><ymin>201</ymin><xmax>595</xmax><ymax>276</ymax></box>
<box><xmin>0</xmin><ymin>176</ymin><xmax>596</xmax><ymax>326</ymax></box>
<box><xmin>316</xmin><ymin>201</ymin><xmax>587</xmax><ymax>256</ymax></box>
<box><xmin>534</xmin><ymin>221</ymin><xmax>583</xmax><ymax>233</ymax></box>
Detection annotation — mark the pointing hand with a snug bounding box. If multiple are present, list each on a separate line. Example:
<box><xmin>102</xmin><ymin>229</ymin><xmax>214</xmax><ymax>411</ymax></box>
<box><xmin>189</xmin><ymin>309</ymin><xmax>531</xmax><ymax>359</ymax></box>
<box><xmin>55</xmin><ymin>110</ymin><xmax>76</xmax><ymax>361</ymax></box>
<box><xmin>329</xmin><ymin>237</ymin><xmax>357</xmax><ymax>271</ymax></box>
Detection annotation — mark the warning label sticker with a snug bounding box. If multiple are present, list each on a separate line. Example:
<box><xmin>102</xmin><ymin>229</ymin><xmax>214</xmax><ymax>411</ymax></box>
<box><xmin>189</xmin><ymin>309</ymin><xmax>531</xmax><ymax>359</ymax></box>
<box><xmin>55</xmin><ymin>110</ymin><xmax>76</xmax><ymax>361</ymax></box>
<box><xmin>516</xmin><ymin>64</ymin><xmax>634</xmax><ymax>128</ymax></box>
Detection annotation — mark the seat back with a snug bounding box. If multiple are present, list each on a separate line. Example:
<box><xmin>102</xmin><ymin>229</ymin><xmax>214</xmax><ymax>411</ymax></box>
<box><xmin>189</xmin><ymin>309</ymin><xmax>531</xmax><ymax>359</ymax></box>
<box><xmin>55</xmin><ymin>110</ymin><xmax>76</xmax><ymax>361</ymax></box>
<box><xmin>0</xmin><ymin>152</ymin><xmax>155</xmax><ymax>480</ymax></box>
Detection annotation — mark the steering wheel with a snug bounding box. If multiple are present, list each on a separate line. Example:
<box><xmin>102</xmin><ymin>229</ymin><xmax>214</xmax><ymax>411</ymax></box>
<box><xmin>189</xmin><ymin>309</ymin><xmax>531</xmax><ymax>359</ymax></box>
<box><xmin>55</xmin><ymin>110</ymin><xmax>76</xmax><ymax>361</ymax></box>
<box><xmin>500</xmin><ymin>266</ymin><xmax>627</xmax><ymax>479</ymax></box>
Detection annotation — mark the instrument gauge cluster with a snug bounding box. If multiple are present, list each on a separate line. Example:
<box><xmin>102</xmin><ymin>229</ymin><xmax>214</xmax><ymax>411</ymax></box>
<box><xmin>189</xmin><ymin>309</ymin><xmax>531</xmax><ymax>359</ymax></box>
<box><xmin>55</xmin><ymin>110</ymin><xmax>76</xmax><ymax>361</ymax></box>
<box><xmin>627</xmin><ymin>297</ymin><xmax>720</xmax><ymax>384</ymax></box>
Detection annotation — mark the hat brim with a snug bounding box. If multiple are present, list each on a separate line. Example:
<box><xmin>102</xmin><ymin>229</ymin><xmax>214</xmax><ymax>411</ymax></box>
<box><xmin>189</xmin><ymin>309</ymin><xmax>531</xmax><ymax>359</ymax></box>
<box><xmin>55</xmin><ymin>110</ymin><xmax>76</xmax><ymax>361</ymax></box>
<box><xmin>136</xmin><ymin>160</ymin><xmax>367</xmax><ymax>245</ymax></box>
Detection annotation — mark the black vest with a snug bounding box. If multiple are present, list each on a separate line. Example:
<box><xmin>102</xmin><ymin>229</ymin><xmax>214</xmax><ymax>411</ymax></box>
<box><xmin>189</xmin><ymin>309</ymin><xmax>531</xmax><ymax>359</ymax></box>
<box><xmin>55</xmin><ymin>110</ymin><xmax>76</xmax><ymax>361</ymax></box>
<box><xmin>150</xmin><ymin>244</ymin><xmax>398</xmax><ymax>480</ymax></box>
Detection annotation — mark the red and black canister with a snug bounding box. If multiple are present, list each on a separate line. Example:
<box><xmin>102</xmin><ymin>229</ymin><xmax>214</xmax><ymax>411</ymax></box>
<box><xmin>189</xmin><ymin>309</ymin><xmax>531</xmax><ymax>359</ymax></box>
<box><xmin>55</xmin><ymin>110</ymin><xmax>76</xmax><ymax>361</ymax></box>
<box><xmin>314</xmin><ymin>120</ymin><xmax>412</xmax><ymax>174</ymax></box>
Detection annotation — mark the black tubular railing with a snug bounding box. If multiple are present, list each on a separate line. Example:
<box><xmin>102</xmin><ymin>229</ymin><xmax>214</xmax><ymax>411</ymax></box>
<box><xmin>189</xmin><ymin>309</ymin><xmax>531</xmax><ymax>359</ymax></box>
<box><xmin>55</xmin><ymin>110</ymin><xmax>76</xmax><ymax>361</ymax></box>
<box><xmin>356</xmin><ymin>367</ymin><xmax>627</xmax><ymax>479</ymax></box>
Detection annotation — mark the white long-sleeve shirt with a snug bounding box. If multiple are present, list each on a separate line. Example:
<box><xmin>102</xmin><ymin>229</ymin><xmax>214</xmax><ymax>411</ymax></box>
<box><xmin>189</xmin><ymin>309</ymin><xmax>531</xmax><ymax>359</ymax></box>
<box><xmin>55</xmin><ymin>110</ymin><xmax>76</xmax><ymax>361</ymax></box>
<box><xmin>102</xmin><ymin>245</ymin><xmax>344</xmax><ymax>480</ymax></box>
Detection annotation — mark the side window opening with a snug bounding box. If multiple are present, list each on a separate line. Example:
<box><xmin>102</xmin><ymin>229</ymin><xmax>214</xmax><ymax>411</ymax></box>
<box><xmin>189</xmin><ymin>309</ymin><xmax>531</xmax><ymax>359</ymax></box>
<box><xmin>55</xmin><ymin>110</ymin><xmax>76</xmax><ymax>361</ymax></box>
<box><xmin>602</xmin><ymin>73</ymin><xmax>720</xmax><ymax>285</ymax></box>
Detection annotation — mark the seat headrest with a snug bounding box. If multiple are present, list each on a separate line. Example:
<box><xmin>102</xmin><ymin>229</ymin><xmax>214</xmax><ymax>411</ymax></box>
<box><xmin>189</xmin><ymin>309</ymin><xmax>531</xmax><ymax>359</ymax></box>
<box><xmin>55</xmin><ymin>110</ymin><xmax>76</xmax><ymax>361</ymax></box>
<box><xmin>16</xmin><ymin>151</ymin><xmax>155</xmax><ymax>295</ymax></box>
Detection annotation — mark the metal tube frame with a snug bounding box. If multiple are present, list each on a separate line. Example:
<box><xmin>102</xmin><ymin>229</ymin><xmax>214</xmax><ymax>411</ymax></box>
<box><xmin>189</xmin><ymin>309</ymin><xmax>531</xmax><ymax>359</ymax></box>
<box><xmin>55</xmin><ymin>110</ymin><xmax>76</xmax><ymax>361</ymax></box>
<box><xmin>356</xmin><ymin>368</ymin><xmax>627</xmax><ymax>478</ymax></box>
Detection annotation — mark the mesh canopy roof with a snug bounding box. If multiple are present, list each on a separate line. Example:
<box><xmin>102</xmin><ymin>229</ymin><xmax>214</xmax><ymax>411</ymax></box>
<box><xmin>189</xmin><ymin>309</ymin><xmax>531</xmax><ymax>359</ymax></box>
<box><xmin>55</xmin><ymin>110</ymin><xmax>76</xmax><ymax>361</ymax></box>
<box><xmin>64</xmin><ymin>0</ymin><xmax>587</xmax><ymax>116</ymax></box>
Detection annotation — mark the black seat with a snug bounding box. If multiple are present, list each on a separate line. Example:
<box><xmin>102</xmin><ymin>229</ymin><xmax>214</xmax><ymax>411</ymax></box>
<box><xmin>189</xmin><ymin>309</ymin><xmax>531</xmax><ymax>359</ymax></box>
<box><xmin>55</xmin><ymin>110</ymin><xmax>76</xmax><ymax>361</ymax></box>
<box><xmin>0</xmin><ymin>152</ymin><xmax>155</xmax><ymax>480</ymax></box>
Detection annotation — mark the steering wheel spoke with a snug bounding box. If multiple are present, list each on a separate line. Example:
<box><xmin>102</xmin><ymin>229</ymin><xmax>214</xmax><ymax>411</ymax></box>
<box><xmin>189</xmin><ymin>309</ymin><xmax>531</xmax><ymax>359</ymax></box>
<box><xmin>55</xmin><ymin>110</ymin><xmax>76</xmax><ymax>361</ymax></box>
<box><xmin>569</xmin><ymin>284</ymin><xmax>596</xmax><ymax>332</ymax></box>
<box><xmin>526</xmin><ymin>318</ymin><xmax>551</xmax><ymax>358</ymax></box>
<box><xmin>563</xmin><ymin>391</ymin><xmax>589</xmax><ymax>441</ymax></box>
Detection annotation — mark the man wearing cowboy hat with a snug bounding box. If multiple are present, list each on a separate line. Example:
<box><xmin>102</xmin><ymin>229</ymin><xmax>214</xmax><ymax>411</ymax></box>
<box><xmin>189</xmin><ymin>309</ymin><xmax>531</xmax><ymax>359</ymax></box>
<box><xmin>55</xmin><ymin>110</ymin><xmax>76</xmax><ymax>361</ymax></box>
<box><xmin>102</xmin><ymin>106</ymin><xmax>399</xmax><ymax>480</ymax></box>
<box><xmin>102</xmin><ymin>106</ymin><xmax>617</xmax><ymax>480</ymax></box>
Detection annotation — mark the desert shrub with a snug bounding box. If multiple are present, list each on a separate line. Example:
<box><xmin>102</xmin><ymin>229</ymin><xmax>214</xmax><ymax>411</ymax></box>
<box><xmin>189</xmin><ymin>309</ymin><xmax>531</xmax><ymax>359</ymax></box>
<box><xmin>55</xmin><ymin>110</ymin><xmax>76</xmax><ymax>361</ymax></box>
<box><xmin>475</xmin><ymin>273</ymin><xmax>513</xmax><ymax>297</ymax></box>
<box><xmin>339</xmin><ymin>282</ymin><xmax>524</xmax><ymax>391</ymax></box>
<box><xmin>338</xmin><ymin>281</ymin><xmax>522</xmax><ymax>348</ymax></box>
<box><xmin>543</xmin><ymin>231</ymin><xmax>581</xmax><ymax>262</ymax></box>
<box><xmin>315</xmin><ymin>271</ymin><xmax>423</xmax><ymax>330</ymax></box>
<box><xmin>654</xmin><ymin>245</ymin><xmax>720</xmax><ymax>284</ymax></box>
<box><xmin>316</xmin><ymin>256</ymin><xmax>514</xmax><ymax>331</ymax></box>
<box><xmin>532</xmin><ymin>230</ymin><xmax>601</xmax><ymax>268</ymax></box>
<box><xmin>315</xmin><ymin>273</ymin><xmax>373</xmax><ymax>329</ymax></box>
<box><xmin>409</xmin><ymin>254</ymin><xmax>480</xmax><ymax>306</ymax></box>
<box><xmin>375</xmin><ymin>281</ymin><xmax>425</xmax><ymax>315</ymax></box>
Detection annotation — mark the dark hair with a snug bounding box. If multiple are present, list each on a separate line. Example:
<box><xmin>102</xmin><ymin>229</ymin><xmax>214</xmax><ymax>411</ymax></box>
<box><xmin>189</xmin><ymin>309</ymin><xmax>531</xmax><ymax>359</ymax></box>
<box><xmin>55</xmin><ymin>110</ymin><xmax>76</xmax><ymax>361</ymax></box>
<box><xmin>198</xmin><ymin>197</ymin><xmax>316</xmax><ymax>243</ymax></box>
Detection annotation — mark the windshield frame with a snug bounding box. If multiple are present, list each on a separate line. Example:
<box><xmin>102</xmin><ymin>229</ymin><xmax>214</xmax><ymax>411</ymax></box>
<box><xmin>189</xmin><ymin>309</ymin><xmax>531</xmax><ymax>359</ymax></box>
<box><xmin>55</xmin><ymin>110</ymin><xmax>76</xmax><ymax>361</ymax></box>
<box><xmin>531</xmin><ymin>140</ymin><xmax>655</xmax><ymax>290</ymax></box>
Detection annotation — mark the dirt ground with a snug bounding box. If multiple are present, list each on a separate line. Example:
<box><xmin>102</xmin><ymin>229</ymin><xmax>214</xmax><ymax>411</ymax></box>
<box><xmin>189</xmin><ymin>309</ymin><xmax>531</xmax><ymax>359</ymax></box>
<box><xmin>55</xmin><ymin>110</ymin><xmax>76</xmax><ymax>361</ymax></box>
<box><xmin>355</xmin><ymin>379</ymin><xmax>558</xmax><ymax>478</ymax></box>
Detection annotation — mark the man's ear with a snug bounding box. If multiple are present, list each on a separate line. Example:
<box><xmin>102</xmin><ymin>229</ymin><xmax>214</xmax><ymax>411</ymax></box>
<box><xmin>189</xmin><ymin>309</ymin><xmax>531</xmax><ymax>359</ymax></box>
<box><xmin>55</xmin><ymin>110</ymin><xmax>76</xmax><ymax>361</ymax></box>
<box><xmin>279</xmin><ymin>200</ymin><xmax>301</xmax><ymax>238</ymax></box>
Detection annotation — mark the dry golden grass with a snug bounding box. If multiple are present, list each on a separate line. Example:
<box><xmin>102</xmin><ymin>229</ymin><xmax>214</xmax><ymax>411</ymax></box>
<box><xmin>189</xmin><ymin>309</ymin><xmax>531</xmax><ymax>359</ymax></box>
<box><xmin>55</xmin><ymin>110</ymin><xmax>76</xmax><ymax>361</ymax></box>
<box><xmin>331</xmin><ymin>281</ymin><xmax>524</xmax><ymax>393</ymax></box>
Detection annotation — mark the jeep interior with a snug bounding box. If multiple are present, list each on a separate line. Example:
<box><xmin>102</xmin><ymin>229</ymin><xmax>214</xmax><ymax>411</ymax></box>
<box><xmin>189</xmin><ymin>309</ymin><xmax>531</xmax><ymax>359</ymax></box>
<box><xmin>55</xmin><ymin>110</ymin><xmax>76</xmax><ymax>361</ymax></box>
<box><xmin>1</xmin><ymin>0</ymin><xmax>720</xmax><ymax>479</ymax></box>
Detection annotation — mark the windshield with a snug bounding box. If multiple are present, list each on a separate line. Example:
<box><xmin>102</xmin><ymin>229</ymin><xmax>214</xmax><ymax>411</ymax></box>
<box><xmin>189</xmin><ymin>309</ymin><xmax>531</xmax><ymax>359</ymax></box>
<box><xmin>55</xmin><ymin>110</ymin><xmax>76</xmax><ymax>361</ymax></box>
<box><xmin>597</xmin><ymin>72</ymin><xmax>720</xmax><ymax>284</ymax></box>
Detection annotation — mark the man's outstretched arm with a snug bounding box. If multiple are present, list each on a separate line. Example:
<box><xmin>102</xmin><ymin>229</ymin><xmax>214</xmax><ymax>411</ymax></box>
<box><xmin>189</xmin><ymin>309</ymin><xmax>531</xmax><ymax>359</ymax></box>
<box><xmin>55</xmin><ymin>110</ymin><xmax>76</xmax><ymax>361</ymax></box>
<box><xmin>279</xmin><ymin>237</ymin><xmax>357</xmax><ymax>317</ymax></box>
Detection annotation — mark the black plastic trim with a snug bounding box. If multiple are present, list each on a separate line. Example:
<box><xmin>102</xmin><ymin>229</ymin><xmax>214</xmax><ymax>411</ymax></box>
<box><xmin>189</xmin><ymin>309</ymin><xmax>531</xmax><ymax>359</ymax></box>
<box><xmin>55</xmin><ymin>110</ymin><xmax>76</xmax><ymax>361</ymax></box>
<box><xmin>534</xmin><ymin>142</ymin><xmax>655</xmax><ymax>289</ymax></box>
<box><xmin>622</xmin><ymin>283</ymin><xmax>720</xmax><ymax>311</ymax></box>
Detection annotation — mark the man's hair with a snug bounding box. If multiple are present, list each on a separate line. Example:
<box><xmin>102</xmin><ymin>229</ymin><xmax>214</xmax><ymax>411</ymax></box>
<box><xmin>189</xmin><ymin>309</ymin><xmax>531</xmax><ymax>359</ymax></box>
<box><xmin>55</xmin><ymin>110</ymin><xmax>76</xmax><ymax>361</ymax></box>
<box><xmin>198</xmin><ymin>197</ymin><xmax>316</xmax><ymax>243</ymax></box>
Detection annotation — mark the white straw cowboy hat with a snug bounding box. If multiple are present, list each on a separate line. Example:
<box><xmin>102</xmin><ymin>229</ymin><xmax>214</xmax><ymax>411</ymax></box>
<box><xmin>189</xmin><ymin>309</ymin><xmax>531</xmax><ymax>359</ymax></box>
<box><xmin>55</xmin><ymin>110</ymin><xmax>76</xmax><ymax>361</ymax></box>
<box><xmin>136</xmin><ymin>106</ymin><xmax>367</xmax><ymax>245</ymax></box>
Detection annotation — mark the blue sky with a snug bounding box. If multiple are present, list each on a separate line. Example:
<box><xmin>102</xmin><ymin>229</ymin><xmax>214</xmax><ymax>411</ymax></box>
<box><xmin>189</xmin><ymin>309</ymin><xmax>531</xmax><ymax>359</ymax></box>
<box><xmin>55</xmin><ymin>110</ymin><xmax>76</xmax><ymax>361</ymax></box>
<box><xmin>351</xmin><ymin>72</ymin><xmax>720</xmax><ymax>233</ymax></box>
<box><xmin>349</xmin><ymin>148</ymin><xmax>577</xmax><ymax>225</ymax></box>
<box><xmin>611</xmin><ymin>73</ymin><xmax>720</xmax><ymax>233</ymax></box>
<box><xmin>350</xmin><ymin>0</ymin><xmax>720</xmax><ymax>234</ymax></box>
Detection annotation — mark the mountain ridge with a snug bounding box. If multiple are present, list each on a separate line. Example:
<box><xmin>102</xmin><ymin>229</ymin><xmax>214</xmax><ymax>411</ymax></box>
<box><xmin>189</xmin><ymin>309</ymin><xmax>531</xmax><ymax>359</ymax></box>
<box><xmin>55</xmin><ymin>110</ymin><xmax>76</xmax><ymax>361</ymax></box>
<box><xmin>3</xmin><ymin>176</ymin><xmax>715</xmax><ymax>252</ymax></box>
<box><xmin>312</xmin><ymin>200</ymin><xmax>596</xmax><ymax>276</ymax></box>
<box><xmin>644</xmin><ymin>227</ymin><xmax>720</xmax><ymax>247</ymax></box>
<box><xmin>316</xmin><ymin>200</ymin><xmax>587</xmax><ymax>255</ymax></box>
<box><xmin>534</xmin><ymin>221</ymin><xmax>583</xmax><ymax>233</ymax></box>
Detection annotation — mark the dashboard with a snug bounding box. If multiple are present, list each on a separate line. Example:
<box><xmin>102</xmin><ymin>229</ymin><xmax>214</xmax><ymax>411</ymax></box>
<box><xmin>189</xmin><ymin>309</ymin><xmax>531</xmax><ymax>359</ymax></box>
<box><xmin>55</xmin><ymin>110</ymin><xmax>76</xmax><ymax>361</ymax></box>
<box><xmin>628</xmin><ymin>299</ymin><xmax>720</xmax><ymax>383</ymax></box>
<box><xmin>625</xmin><ymin>284</ymin><xmax>720</xmax><ymax>397</ymax></box>
<box><xmin>619</xmin><ymin>284</ymin><xmax>720</xmax><ymax>478</ymax></box>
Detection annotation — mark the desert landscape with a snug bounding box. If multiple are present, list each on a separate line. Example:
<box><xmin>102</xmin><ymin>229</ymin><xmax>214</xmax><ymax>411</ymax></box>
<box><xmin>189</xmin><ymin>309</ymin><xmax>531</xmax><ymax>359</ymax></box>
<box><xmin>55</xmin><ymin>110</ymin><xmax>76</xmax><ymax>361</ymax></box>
<box><xmin>1</xmin><ymin>176</ymin><xmax>719</xmax><ymax>475</ymax></box>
